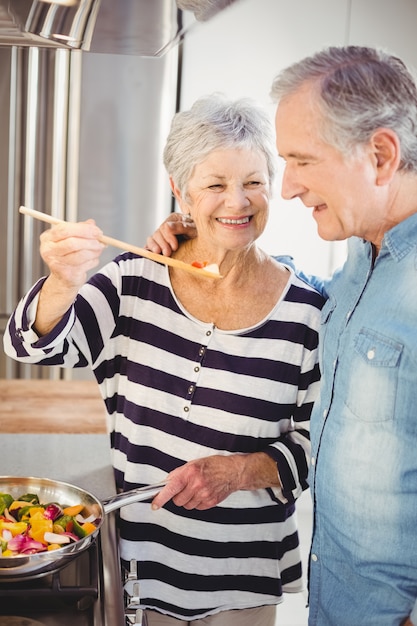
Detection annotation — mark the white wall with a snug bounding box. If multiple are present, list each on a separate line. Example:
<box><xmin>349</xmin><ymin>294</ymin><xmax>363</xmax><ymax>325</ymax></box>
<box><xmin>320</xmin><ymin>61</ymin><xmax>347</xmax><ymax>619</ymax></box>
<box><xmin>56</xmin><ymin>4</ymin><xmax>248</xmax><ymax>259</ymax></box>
<box><xmin>179</xmin><ymin>0</ymin><xmax>417</xmax><ymax>277</ymax></box>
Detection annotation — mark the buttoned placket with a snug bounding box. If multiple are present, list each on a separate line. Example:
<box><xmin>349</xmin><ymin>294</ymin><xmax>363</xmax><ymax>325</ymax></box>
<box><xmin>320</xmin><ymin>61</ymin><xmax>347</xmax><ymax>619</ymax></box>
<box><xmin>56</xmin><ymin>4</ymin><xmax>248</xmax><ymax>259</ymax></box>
<box><xmin>182</xmin><ymin>324</ymin><xmax>215</xmax><ymax>417</ymax></box>
<box><xmin>310</xmin><ymin>241</ymin><xmax>376</xmax><ymax>598</ymax></box>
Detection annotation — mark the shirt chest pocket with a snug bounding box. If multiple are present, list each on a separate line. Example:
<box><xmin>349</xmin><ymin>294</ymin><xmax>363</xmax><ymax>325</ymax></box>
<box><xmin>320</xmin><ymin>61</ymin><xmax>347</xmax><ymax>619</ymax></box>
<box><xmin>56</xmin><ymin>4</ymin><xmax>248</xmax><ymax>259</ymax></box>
<box><xmin>344</xmin><ymin>329</ymin><xmax>403</xmax><ymax>423</ymax></box>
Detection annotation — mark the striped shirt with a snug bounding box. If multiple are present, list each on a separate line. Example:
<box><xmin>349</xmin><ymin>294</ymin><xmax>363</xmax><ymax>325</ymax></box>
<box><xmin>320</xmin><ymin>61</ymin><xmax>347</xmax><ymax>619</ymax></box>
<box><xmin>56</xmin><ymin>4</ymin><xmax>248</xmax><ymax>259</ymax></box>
<box><xmin>4</xmin><ymin>253</ymin><xmax>324</xmax><ymax>619</ymax></box>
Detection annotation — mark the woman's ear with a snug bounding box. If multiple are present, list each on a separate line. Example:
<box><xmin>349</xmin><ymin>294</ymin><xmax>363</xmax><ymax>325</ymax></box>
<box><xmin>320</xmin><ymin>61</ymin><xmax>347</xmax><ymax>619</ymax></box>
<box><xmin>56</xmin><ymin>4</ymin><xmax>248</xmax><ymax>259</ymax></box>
<box><xmin>169</xmin><ymin>177</ymin><xmax>182</xmax><ymax>202</ymax></box>
<box><xmin>371</xmin><ymin>128</ymin><xmax>401</xmax><ymax>185</ymax></box>
<box><xmin>170</xmin><ymin>177</ymin><xmax>192</xmax><ymax>215</ymax></box>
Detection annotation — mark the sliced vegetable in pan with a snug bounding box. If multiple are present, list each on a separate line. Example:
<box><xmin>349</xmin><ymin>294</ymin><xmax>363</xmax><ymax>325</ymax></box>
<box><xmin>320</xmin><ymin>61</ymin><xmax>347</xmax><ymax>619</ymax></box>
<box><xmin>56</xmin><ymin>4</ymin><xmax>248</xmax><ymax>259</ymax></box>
<box><xmin>0</xmin><ymin>492</ymin><xmax>100</xmax><ymax>557</ymax></box>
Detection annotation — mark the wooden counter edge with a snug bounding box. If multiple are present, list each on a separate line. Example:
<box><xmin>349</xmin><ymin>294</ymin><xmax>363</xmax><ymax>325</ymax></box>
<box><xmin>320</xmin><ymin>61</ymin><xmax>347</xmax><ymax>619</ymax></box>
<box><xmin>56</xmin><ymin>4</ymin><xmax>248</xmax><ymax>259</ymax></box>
<box><xmin>0</xmin><ymin>379</ymin><xmax>107</xmax><ymax>434</ymax></box>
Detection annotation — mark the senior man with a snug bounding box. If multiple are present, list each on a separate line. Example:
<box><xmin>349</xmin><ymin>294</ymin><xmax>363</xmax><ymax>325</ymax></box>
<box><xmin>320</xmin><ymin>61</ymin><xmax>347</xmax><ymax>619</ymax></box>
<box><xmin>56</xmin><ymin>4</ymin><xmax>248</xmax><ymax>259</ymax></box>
<box><xmin>147</xmin><ymin>46</ymin><xmax>417</xmax><ymax>626</ymax></box>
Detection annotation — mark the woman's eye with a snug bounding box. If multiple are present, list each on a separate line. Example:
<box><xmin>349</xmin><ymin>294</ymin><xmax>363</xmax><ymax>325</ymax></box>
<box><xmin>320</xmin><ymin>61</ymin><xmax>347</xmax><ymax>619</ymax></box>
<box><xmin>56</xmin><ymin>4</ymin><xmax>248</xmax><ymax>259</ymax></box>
<box><xmin>208</xmin><ymin>184</ymin><xmax>224</xmax><ymax>190</ymax></box>
<box><xmin>245</xmin><ymin>181</ymin><xmax>262</xmax><ymax>187</ymax></box>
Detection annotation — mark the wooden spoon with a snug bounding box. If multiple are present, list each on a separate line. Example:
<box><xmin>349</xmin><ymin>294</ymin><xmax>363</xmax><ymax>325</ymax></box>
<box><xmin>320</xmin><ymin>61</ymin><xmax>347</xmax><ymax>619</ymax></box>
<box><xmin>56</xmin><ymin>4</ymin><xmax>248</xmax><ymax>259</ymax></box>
<box><xmin>19</xmin><ymin>206</ymin><xmax>221</xmax><ymax>279</ymax></box>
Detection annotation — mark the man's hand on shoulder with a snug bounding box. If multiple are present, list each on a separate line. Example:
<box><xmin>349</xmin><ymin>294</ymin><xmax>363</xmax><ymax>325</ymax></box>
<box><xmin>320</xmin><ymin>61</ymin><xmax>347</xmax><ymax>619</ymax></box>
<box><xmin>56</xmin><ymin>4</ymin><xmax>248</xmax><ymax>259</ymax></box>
<box><xmin>145</xmin><ymin>213</ymin><xmax>197</xmax><ymax>256</ymax></box>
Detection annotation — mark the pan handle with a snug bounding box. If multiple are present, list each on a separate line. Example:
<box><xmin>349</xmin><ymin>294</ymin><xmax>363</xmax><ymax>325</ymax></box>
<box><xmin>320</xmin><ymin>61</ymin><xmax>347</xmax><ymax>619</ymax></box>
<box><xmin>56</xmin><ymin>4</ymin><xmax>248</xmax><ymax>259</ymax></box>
<box><xmin>102</xmin><ymin>481</ymin><xmax>168</xmax><ymax>514</ymax></box>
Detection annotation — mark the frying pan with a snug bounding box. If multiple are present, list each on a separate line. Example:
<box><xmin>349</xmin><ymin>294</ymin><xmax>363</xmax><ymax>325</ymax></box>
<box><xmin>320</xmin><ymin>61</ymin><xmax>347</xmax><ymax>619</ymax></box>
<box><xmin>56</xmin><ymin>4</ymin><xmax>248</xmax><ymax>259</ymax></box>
<box><xmin>0</xmin><ymin>476</ymin><xmax>166</xmax><ymax>581</ymax></box>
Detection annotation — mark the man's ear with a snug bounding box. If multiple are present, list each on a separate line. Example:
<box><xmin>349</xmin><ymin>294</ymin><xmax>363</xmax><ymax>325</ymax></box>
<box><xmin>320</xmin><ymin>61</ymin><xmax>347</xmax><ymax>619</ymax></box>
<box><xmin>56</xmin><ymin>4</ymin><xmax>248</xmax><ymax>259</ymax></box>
<box><xmin>371</xmin><ymin>128</ymin><xmax>401</xmax><ymax>185</ymax></box>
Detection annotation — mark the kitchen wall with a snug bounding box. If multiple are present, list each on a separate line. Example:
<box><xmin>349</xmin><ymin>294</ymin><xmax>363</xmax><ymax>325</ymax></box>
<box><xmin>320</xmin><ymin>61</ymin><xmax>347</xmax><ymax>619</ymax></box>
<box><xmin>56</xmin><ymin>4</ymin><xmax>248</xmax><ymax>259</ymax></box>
<box><xmin>178</xmin><ymin>0</ymin><xmax>417</xmax><ymax>276</ymax></box>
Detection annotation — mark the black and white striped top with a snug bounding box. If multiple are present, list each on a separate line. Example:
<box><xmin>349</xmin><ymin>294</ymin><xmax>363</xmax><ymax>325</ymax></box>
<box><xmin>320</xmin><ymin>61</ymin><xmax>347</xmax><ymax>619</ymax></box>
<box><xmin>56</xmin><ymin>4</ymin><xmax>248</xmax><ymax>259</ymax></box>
<box><xmin>5</xmin><ymin>253</ymin><xmax>324</xmax><ymax>619</ymax></box>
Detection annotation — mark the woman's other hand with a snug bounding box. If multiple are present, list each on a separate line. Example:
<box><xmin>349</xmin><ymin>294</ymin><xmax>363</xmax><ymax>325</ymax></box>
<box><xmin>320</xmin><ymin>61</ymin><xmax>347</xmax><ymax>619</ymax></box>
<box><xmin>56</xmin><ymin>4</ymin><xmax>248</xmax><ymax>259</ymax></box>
<box><xmin>152</xmin><ymin>452</ymin><xmax>279</xmax><ymax>511</ymax></box>
<box><xmin>145</xmin><ymin>213</ymin><xmax>197</xmax><ymax>256</ymax></box>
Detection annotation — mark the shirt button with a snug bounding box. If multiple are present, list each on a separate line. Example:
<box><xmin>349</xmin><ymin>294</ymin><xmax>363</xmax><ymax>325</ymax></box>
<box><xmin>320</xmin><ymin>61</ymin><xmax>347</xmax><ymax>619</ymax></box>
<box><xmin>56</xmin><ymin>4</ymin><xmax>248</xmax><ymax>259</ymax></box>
<box><xmin>188</xmin><ymin>385</ymin><xmax>194</xmax><ymax>394</ymax></box>
<box><xmin>199</xmin><ymin>347</ymin><xmax>205</xmax><ymax>356</ymax></box>
<box><xmin>206</xmin><ymin>330</ymin><xmax>212</xmax><ymax>337</ymax></box>
<box><xmin>15</xmin><ymin>329</ymin><xmax>24</xmax><ymax>340</ymax></box>
<box><xmin>311</xmin><ymin>554</ymin><xmax>318</xmax><ymax>562</ymax></box>
<box><xmin>194</xmin><ymin>366</ymin><xmax>200</xmax><ymax>373</ymax></box>
<box><xmin>367</xmin><ymin>349</ymin><xmax>375</xmax><ymax>360</ymax></box>
<box><xmin>183</xmin><ymin>406</ymin><xmax>190</xmax><ymax>413</ymax></box>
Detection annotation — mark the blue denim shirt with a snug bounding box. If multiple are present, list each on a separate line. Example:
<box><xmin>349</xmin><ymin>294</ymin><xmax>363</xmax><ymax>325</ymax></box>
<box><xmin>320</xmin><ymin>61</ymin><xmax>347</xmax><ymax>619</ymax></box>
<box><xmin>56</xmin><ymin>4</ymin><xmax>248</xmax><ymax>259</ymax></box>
<box><xmin>307</xmin><ymin>213</ymin><xmax>417</xmax><ymax>626</ymax></box>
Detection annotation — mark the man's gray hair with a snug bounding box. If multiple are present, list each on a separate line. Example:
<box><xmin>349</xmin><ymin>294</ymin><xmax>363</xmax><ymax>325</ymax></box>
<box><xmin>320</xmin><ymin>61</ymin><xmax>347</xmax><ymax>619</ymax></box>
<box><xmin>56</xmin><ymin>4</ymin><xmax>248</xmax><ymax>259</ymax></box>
<box><xmin>270</xmin><ymin>45</ymin><xmax>417</xmax><ymax>172</ymax></box>
<box><xmin>163</xmin><ymin>93</ymin><xmax>277</xmax><ymax>197</ymax></box>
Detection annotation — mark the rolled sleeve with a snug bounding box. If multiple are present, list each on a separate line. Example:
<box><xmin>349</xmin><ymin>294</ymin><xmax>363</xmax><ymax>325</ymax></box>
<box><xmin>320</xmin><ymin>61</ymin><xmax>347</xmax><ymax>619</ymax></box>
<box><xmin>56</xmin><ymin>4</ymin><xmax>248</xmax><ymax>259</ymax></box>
<box><xmin>4</xmin><ymin>276</ymin><xmax>75</xmax><ymax>359</ymax></box>
<box><xmin>265</xmin><ymin>437</ymin><xmax>310</xmax><ymax>504</ymax></box>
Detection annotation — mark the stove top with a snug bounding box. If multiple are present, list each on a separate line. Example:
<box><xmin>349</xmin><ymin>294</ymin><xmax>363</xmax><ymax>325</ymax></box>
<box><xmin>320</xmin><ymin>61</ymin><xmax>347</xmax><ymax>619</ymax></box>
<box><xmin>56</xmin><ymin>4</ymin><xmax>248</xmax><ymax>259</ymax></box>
<box><xmin>0</xmin><ymin>518</ymin><xmax>125</xmax><ymax>626</ymax></box>
<box><xmin>0</xmin><ymin>540</ymin><xmax>99</xmax><ymax>625</ymax></box>
<box><xmin>0</xmin><ymin>434</ymin><xmax>125</xmax><ymax>625</ymax></box>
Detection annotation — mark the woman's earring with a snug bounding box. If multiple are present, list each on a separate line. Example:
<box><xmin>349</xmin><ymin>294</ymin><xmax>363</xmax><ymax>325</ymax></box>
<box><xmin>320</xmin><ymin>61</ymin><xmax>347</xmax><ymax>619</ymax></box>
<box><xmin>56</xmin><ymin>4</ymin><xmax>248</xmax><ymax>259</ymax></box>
<box><xmin>182</xmin><ymin>213</ymin><xmax>192</xmax><ymax>225</ymax></box>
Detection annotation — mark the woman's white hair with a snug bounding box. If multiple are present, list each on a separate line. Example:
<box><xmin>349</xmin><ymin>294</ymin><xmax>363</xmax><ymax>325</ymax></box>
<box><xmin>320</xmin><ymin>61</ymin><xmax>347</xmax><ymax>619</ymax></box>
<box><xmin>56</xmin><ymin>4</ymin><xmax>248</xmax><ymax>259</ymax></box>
<box><xmin>163</xmin><ymin>93</ymin><xmax>277</xmax><ymax>197</ymax></box>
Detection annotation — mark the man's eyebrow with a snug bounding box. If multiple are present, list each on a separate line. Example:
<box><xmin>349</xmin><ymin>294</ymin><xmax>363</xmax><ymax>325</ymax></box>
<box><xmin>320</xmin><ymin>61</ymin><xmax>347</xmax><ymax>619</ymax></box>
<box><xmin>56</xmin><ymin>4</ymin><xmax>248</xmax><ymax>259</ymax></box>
<box><xmin>278</xmin><ymin>151</ymin><xmax>313</xmax><ymax>160</ymax></box>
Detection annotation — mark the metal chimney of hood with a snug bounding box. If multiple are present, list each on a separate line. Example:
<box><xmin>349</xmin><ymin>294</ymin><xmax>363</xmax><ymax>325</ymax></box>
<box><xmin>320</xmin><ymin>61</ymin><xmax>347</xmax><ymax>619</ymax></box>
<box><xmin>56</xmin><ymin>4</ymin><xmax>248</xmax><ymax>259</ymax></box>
<box><xmin>25</xmin><ymin>0</ymin><xmax>101</xmax><ymax>50</ymax></box>
<box><xmin>0</xmin><ymin>0</ymin><xmax>102</xmax><ymax>50</ymax></box>
<box><xmin>0</xmin><ymin>0</ymin><xmax>241</xmax><ymax>56</ymax></box>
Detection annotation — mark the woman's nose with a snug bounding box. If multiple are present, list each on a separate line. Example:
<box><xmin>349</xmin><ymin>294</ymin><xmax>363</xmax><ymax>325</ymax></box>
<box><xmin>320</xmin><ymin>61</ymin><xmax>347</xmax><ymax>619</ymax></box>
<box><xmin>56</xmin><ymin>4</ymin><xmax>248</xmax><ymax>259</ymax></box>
<box><xmin>281</xmin><ymin>164</ymin><xmax>306</xmax><ymax>200</ymax></box>
<box><xmin>225</xmin><ymin>186</ymin><xmax>250</xmax><ymax>208</ymax></box>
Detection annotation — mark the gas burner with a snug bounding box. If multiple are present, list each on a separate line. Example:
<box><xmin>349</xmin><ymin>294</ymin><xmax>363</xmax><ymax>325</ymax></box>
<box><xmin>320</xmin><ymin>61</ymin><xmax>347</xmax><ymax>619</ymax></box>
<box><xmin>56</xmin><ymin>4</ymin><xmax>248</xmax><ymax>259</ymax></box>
<box><xmin>0</xmin><ymin>515</ymin><xmax>124</xmax><ymax>625</ymax></box>
<box><xmin>0</xmin><ymin>615</ymin><xmax>45</xmax><ymax>626</ymax></box>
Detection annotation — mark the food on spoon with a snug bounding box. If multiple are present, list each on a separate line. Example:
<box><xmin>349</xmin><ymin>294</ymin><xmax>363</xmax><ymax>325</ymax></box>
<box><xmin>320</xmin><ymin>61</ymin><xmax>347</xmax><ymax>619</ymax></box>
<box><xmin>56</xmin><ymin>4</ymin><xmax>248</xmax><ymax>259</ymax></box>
<box><xmin>191</xmin><ymin>260</ymin><xmax>220</xmax><ymax>275</ymax></box>
<box><xmin>203</xmin><ymin>263</ymin><xmax>220</xmax><ymax>274</ymax></box>
<box><xmin>0</xmin><ymin>491</ymin><xmax>101</xmax><ymax>557</ymax></box>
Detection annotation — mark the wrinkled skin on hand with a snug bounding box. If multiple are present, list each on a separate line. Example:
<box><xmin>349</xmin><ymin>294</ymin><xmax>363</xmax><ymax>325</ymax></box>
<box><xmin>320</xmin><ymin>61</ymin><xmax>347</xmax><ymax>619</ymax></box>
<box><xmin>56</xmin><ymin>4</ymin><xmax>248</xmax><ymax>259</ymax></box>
<box><xmin>151</xmin><ymin>455</ymin><xmax>243</xmax><ymax>511</ymax></box>
<box><xmin>145</xmin><ymin>213</ymin><xmax>197</xmax><ymax>257</ymax></box>
<box><xmin>40</xmin><ymin>219</ymin><xmax>105</xmax><ymax>290</ymax></box>
<box><xmin>151</xmin><ymin>451</ymin><xmax>279</xmax><ymax>512</ymax></box>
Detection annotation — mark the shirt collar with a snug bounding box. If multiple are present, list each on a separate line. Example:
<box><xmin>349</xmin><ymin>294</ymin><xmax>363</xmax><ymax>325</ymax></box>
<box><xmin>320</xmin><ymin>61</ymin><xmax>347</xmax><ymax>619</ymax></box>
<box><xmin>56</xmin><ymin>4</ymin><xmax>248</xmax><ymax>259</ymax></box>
<box><xmin>381</xmin><ymin>212</ymin><xmax>417</xmax><ymax>262</ymax></box>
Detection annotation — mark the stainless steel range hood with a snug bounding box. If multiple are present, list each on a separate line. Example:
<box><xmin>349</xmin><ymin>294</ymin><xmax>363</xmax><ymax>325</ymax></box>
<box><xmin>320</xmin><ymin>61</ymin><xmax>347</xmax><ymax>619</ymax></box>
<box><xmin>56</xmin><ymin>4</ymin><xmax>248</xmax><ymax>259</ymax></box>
<box><xmin>0</xmin><ymin>0</ymin><xmax>239</xmax><ymax>56</ymax></box>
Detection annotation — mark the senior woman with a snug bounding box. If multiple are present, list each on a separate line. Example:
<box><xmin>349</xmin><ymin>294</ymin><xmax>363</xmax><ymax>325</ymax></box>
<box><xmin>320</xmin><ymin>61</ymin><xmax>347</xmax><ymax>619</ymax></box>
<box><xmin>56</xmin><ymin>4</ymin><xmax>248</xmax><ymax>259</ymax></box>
<box><xmin>4</xmin><ymin>94</ymin><xmax>324</xmax><ymax>626</ymax></box>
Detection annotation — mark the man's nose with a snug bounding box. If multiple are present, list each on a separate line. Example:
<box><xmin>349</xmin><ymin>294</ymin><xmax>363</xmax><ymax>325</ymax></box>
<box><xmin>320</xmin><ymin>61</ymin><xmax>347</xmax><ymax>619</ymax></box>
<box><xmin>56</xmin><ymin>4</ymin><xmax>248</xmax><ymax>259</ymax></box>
<box><xmin>280</xmin><ymin>164</ymin><xmax>306</xmax><ymax>200</ymax></box>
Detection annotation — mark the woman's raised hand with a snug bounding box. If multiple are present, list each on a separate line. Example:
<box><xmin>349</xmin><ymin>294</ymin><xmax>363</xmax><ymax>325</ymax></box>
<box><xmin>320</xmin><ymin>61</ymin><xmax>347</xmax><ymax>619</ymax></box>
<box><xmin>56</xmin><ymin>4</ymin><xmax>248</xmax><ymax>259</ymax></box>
<box><xmin>40</xmin><ymin>219</ymin><xmax>106</xmax><ymax>290</ymax></box>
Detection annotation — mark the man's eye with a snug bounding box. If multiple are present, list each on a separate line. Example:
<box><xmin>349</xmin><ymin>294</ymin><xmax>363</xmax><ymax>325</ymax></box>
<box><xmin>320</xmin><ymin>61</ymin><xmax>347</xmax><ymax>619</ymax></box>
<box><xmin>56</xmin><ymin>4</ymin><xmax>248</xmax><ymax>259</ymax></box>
<box><xmin>208</xmin><ymin>184</ymin><xmax>224</xmax><ymax>190</ymax></box>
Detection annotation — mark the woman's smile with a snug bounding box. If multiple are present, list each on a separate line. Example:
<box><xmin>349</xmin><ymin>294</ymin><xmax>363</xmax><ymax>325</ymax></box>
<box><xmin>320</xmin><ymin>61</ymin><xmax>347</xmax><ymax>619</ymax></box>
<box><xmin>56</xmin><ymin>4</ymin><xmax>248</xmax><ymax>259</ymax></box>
<box><xmin>216</xmin><ymin>215</ymin><xmax>252</xmax><ymax>225</ymax></box>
